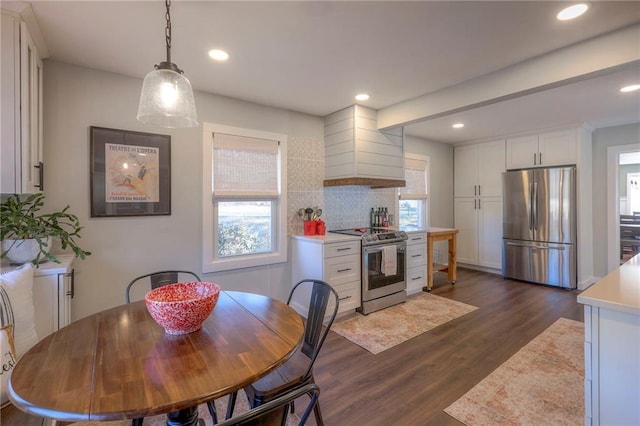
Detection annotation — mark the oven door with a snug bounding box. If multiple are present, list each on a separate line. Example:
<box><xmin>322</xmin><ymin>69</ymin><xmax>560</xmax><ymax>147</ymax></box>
<box><xmin>362</xmin><ymin>242</ymin><xmax>406</xmax><ymax>301</ymax></box>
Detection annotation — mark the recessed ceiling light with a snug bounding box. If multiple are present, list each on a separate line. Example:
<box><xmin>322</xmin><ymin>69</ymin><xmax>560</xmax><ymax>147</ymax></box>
<box><xmin>557</xmin><ymin>3</ymin><xmax>589</xmax><ymax>21</ymax></box>
<box><xmin>355</xmin><ymin>93</ymin><xmax>370</xmax><ymax>101</ymax></box>
<box><xmin>452</xmin><ymin>123</ymin><xmax>464</xmax><ymax>129</ymax></box>
<box><xmin>208</xmin><ymin>49</ymin><xmax>229</xmax><ymax>62</ymax></box>
<box><xmin>620</xmin><ymin>84</ymin><xmax>640</xmax><ymax>93</ymax></box>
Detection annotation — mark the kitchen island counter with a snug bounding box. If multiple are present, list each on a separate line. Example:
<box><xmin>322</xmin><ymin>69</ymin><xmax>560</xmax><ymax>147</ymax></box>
<box><xmin>577</xmin><ymin>253</ymin><xmax>640</xmax><ymax>315</ymax></box>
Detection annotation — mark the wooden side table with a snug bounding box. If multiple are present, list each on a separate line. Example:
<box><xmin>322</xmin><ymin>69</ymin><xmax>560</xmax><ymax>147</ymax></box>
<box><xmin>422</xmin><ymin>227</ymin><xmax>458</xmax><ymax>291</ymax></box>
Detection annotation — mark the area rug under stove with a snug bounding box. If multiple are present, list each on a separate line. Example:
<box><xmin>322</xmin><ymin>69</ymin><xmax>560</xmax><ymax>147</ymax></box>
<box><xmin>444</xmin><ymin>317</ymin><xmax>584</xmax><ymax>426</ymax></box>
<box><xmin>331</xmin><ymin>293</ymin><xmax>478</xmax><ymax>354</ymax></box>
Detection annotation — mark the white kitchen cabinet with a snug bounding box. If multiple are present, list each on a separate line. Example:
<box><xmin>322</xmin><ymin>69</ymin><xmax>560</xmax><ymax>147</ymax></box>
<box><xmin>454</xmin><ymin>197</ymin><xmax>502</xmax><ymax>269</ymax></box>
<box><xmin>578</xmin><ymin>256</ymin><xmax>640</xmax><ymax>426</ymax></box>
<box><xmin>506</xmin><ymin>129</ymin><xmax>576</xmax><ymax>170</ymax></box>
<box><xmin>454</xmin><ymin>139</ymin><xmax>505</xmax><ymax>198</ymax></box>
<box><xmin>1</xmin><ymin>11</ymin><xmax>44</xmax><ymax>194</ymax></box>
<box><xmin>406</xmin><ymin>232</ymin><xmax>427</xmax><ymax>295</ymax></box>
<box><xmin>1</xmin><ymin>255</ymin><xmax>74</xmax><ymax>339</ymax></box>
<box><xmin>324</xmin><ymin>104</ymin><xmax>405</xmax><ymax>187</ymax></box>
<box><xmin>454</xmin><ymin>140</ymin><xmax>504</xmax><ymax>270</ymax></box>
<box><xmin>291</xmin><ymin>235</ymin><xmax>361</xmax><ymax>315</ymax></box>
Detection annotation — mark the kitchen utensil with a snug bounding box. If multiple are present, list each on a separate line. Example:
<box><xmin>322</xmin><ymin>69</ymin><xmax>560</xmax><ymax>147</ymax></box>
<box><xmin>297</xmin><ymin>208</ymin><xmax>305</xmax><ymax>218</ymax></box>
<box><xmin>305</xmin><ymin>208</ymin><xmax>313</xmax><ymax>220</ymax></box>
<box><xmin>315</xmin><ymin>208</ymin><xmax>322</xmax><ymax>219</ymax></box>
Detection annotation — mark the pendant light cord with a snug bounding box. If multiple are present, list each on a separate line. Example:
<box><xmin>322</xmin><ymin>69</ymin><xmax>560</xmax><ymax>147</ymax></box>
<box><xmin>156</xmin><ymin>0</ymin><xmax>182</xmax><ymax>73</ymax></box>
<box><xmin>164</xmin><ymin>0</ymin><xmax>172</xmax><ymax>65</ymax></box>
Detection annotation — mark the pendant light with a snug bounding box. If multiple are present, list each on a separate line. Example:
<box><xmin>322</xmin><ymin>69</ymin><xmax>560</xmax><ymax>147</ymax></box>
<box><xmin>137</xmin><ymin>0</ymin><xmax>198</xmax><ymax>128</ymax></box>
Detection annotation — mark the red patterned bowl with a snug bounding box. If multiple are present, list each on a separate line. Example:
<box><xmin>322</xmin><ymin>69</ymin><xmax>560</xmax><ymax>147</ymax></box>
<box><xmin>144</xmin><ymin>282</ymin><xmax>221</xmax><ymax>335</ymax></box>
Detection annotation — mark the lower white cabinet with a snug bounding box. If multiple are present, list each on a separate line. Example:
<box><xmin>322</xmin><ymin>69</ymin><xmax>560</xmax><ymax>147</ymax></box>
<box><xmin>291</xmin><ymin>235</ymin><xmax>361</xmax><ymax>315</ymax></box>
<box><xmin>582</xmin><ymin>304</ymin><xmax>640</xmax><ymax>425</ymax></box>
<box><xmin>406</xmin><ymin>232</ymin><xmax>427</xmax><ymax>294</ymax></box>
<box><xmin>454</xmin><ymin>197</ymin><xmax>502</xmax><ymax>269</ymax></box>
<box><xmin>1</xmin><ymin>254</ymin><xmax>74</xmax><ymax>339</ymax></box>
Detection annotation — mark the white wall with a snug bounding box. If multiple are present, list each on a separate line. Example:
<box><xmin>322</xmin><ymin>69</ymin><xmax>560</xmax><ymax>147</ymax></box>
<box><xmin>43</xmin><ymin>60</ymin><xmax>324</xmax><ymax>320</ymax></box>
<box><xmin>592</xmin><ymin>122</ymin><xmax>640</xmax><ymax>277</ymax></box>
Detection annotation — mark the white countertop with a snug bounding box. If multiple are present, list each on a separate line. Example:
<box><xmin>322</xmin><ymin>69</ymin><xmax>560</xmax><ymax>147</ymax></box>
<box><xmin>577</xmin><ymin>253</ymin><xmax>640</xmax><ymax>315</ymax></box>
<box><xmin>1</xmin><ymin>253</ymin><xmax>75</xmax><ymax>276</ymax></box>
<box><xmin>290</xmin><ymin>233</ymin><xmax>360</xmax><ymax>244</ymax></box>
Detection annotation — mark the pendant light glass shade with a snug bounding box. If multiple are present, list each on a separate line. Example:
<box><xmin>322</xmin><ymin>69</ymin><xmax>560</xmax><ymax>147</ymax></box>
<box><xmin>137</xmin><ymin>68</ymin><xmax>198</xmax><ymax>128</ymax></box>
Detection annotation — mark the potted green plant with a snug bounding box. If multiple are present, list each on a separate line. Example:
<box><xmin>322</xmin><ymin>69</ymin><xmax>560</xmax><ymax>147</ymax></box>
<box><xmin>0</xmin><ymin>193</ymin><xmax>91</xmax><ymax>265</ymax></box>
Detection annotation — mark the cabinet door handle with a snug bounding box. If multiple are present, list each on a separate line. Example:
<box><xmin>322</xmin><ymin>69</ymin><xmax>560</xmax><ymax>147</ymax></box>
<box><xmin>478</xmin><ymin>199</ymin><xmax>481</xmax><ymax>209</ymax></box>
<box><xmin>336</xmin><ymin>247</ymin><xmax>352</xmax><ymax>252</ymax></box>
<box><xmin>478</xmin><ymin>185</ymin><xmax>481</xmax><ymax>196</ymax></box>
<box><xmin>474</xmin><ymin>185</ymin><xmax>477</xmax><ymax>196</ymax></box>
<box><xmin>539</xmin><ymin>152</ymin><xmax>542</xmax><ymax>165</ymax></box>
<box><xmin>412</xmin><ymin>276</ymin><xmax>423</xmax><ymax>281</ymax></box>
<box><xmin>339</xmin><ymin>295</ymin><xmax>352</xmax><ymax>301</ymax></box>
<box><xmin>411</xmin><ymin>237</ymin><xmax>423</xmax><ymax>241</ymax></box>
<box><xmin>411</xmin><ymin>254</ymin><xmax>422</xmax><ymax>258</ymax></box>
<box><xmin>69</xmin><ymin>269</ymin><xmax>75</xmax><ymax>298</ymax></box>
<box><xmin>337</xmin><ymin>268</ymin><xmax>352</xmax><ymax>273</ymax></box>
<box><xmin>533</xmin><ymin>153</ymin><xmax>537</xmax><ymax>165</ymax></box>
<box><xmin>34</xmin><ymin>161</ymin><xmax>44</xmax><ymax>190</ymax></box>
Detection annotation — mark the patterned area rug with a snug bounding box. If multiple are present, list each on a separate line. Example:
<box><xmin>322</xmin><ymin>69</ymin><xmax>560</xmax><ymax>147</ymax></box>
<box><xmin>444</xmin><ymin>317</ymin><xmax>584</xmax><ymax>426</ymax></box>
<box><xmin>331</xmin><ymin>293</ymin><xmax>478</xmax><ymax>354</ymax></box>
<box><xmin>66</xmin><ymin>391</ymin><xmax>300</xmax><ymax>425</ymax></box>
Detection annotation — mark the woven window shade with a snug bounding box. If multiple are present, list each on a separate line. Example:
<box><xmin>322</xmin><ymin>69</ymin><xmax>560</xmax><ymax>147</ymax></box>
<box><xmin>213</xmin><ymin>133</ymin><xmax>279</xmax><ymax>198</ymax></box>
<box><xmin>399</xmin><ymin>157</ymin><xmax>428</xmax><ymax>200</ymax></box>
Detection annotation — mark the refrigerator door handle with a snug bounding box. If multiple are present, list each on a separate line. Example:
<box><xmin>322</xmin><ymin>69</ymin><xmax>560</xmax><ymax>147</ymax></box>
<box><xmin>533</xmin><ymin>182</ymin><xmax>538</xmax><ymax>230</ymax></box>
<box><xmin>529</xmin><ymin>182</ymin><xmax>534</xmax><ymax>230</ymax></box>
<box><xmin>505</xmin><ymin>242</ymin><xmax>564</xmax><ymax>251</ymax></box>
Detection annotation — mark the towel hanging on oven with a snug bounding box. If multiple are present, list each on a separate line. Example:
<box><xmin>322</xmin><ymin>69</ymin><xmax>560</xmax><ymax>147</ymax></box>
<box><xmin>381</xmin><ymin>245</ymin><xmax>397</xmax><ymax>276</ymax></box>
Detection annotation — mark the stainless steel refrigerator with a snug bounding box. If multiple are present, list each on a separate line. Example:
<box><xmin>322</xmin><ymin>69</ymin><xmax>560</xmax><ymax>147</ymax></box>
<box><xmin>502</xmin><ymin>166</ymin><xmax>577</xmax><ymax>289</ymax></box>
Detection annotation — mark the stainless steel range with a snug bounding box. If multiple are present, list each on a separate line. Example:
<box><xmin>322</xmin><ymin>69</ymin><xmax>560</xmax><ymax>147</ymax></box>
<box><xmin>330</xmin><ymin>227</ymin><xmax>408</xmax><ymax>314</ymax></box>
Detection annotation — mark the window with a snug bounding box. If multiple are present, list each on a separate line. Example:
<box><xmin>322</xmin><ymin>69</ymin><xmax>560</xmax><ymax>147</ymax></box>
<box><xmin>202</xmin><ymin>123</ymin><xmax>287</xmax><ymax>272</ymax></box>
<box><xmin>398</xmin><ymin>154</ymin><xmax>429</xmax><ymax>230</ymax></box>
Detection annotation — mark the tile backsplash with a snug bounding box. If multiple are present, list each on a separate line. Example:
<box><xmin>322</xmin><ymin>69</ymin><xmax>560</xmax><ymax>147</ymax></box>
<box><xmin>287</xmin><ymin>136</ymin><xmax>396</xmax><ymax>235</ymax></box>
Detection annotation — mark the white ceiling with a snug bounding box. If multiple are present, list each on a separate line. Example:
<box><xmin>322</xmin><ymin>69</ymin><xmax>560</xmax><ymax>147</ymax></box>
<box><xmin>7</xmin><ymin>1</ymin><xmax>640</xmax><ymax>144</ymax></box>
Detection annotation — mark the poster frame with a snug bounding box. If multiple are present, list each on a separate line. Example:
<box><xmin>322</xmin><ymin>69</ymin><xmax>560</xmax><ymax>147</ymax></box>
<box><xmin>89</xmin><ymin>126</ymin><xmax>171</xmax><ymax>217</ymax></box>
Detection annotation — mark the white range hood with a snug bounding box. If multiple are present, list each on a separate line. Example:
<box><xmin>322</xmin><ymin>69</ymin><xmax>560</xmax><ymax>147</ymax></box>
<box><xmin>324</xmin><ymin>105</ymin><xmax>406</xmax><ymax>188</ymax></box>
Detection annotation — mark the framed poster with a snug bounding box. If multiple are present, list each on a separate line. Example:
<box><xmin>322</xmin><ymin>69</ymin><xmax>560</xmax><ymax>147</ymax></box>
<box><xmin>90</xmin><ymin>126</ymin><xmax>171</xmax><ymax>217</ymax></box>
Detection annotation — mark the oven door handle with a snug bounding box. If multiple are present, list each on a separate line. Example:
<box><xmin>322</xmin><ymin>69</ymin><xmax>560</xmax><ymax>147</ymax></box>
<box><xmin>364</xmin><ymin>244</ymin><xmax>406</xmax><ymax>254</ymax></box>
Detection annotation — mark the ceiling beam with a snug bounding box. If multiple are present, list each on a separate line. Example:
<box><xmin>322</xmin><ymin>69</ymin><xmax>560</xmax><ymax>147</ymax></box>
<box><xmin>377</xmin><ymin>24</ymin><xmax>640</xmax><ymax>130</ymax></box>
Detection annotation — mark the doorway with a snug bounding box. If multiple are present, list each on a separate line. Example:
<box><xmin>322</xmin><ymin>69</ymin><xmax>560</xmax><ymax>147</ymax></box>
<box><xmin>608</xmin><ymin>148</ymin><xmax>640</xmax><ymax>269</ymax></box>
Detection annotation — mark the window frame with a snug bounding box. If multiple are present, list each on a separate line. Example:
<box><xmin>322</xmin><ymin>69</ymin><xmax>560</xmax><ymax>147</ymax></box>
<box><xmin>202</xmin><ymin>122</ymin><xmax>288</xmax><ymax>273</ymax></box>
<box><xmin>398</xmin><ymin>153</ymin><xmax>430</xmax><ymax>229</ymax></box>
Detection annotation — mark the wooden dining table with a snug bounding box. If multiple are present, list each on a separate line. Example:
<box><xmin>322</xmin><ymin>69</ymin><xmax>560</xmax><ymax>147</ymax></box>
<box><xmin>8</xmin><ymin>290</ymin><xmax>305</xmax><ymax>426</ymax></box>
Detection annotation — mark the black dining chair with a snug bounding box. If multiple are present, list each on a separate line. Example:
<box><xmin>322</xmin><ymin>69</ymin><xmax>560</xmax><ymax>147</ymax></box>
<box><xmin>217</xmin><ymin>279</ymin><xmax>338</xmax><ymax>426</ymax></box>
<box><xmin>216</xmin><ymin>384</ymin><xmax>320</xmax><ymax>426</ymax></box>
<box><xmin>125</xmin><ymin>270</ymin><xmax>201</xmax><ymax>426</ymax></box>
<box><xmin>125</xmin><ymin>270</ymin><xmax>202</xmax><ymax>304</ymax></box>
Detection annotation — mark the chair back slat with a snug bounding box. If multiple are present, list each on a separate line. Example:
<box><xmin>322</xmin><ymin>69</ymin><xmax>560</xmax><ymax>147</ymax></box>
<box><xmin>301</xmin><ymin>282</ymin><xmax>331</xmax><ymax>358</ymax></box>
<box><xmin>125</xmin><ymin>270</ymin><xmax>201</xmax><ymax>303</ymax></box>
<box><xmin>150</xmin><ymin>272</ymin><xmax>180</xmax><ymax>290</ymax></box>
<box><xmin>287</xmin><ymin>279</ymin><xmax>339</xmax><ymax>381</ymax></box>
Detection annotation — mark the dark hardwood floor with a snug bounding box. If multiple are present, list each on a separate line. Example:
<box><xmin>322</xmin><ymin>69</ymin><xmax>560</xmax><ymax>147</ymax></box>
<box><xmin>2</xmin><ymin>268</ymin><xmax>584</xmax><ymax>426</ymax></box>
<box><xmin>314</xmin><ymin>268</ymin><xmax>583</xmax><ymax>426</ymax></box>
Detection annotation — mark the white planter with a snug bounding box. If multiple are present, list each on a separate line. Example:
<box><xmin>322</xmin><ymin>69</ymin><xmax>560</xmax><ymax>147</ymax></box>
<box><xmin>1</xmin><ymin>237</ymin><xmax>50</xmax><ymax>264</ymax></box>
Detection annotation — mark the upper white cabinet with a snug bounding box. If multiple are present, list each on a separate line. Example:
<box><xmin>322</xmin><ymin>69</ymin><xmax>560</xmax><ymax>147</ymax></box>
<box><xmin>1</xmin><ymin>11</ymin><xmax>44</xmax><ymax>194</ymax></box>
<box><xmin>324</xmin><ymin>105</ymin><xmax>405</xmax><ymax>187</ymax></box>
<box><xmin>506</xmin><ymin>129</ymin><xmax>577</xmax><ymax>170</ymax></box>
<box><xmin>454</xmin><ymin>139</ymin><xmax>505</xmax><ymax>198</ymax></box>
